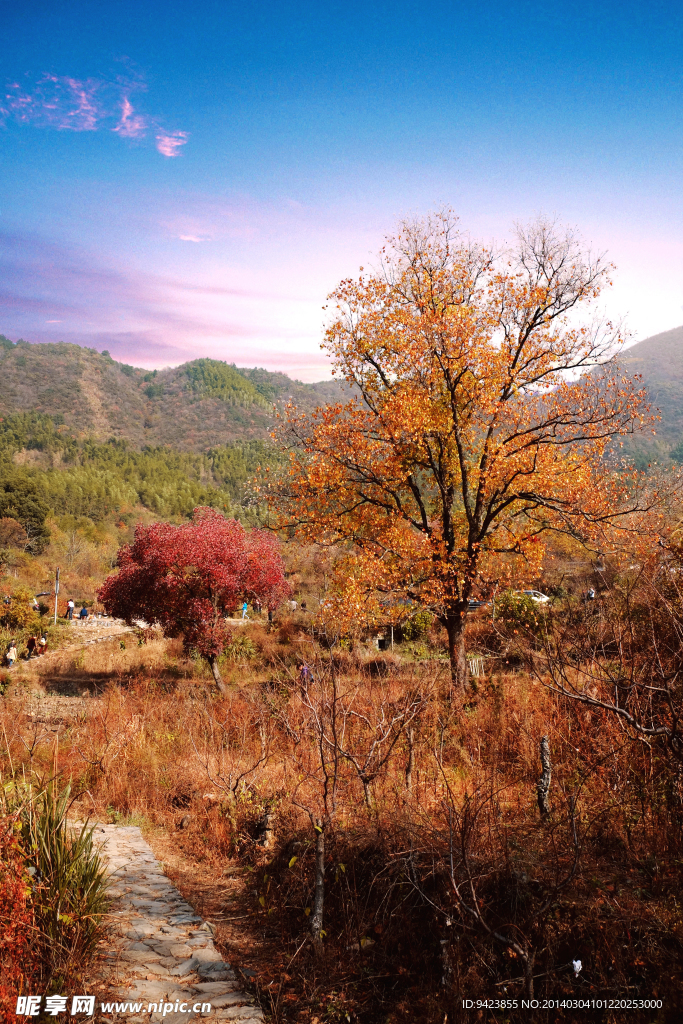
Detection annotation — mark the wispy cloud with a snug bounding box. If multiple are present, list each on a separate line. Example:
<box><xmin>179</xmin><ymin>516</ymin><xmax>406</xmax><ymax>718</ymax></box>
<box><xmin>114</xmin><ymin>96</ymin><xmax>148</xmax><ymax>139</ymax></box>
<box><xmin>3</xmin><ymin>75</ymin><xmax>103</xmax><ymax>131</ymax></box>
<box><xmin>156</xmin><ymin>131</ymin><xmax>189</xmax><ymax>157</ymax></box>
<box><xmin>1</xmin><ymin>69</ymin><xmax>188</xmax><ymax>157</ymax></box>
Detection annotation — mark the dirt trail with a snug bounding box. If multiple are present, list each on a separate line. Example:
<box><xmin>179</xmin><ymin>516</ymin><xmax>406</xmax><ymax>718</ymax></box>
<box><xmin>17</xmin><ymin>629</ymin><xmax>267</xmax><ymax>1020</ymax></box>
<box><xmin>16</xmin><ymin>619</ymin><xmax>144</xmax><ymax>726</ymax></box>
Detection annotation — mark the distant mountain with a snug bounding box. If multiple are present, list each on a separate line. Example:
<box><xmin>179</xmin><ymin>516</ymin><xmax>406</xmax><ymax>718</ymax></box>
<box><xmin>616</xmin><ymin>325</ymin><xmax>683</xmax><ymax>466</ymax></box>
<box><xmin>0</xmin><ymin>336</ymin><xmax>349</xmax><ymax>452</ymax></box>
<box><xmin>3</xmin><ymin>328</ymin><xmax>682</xmax><ymax>467</ymax></box>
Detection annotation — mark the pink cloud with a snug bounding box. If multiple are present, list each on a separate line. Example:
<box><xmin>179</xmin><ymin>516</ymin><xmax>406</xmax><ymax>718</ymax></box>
<box><xmin>75</xmin><ymin>332</ymin><xmax>334</xmax><ymax>379</ymax></box>
<box><xmin>61</xmin><ymin>77</ymin><xmax>101</xmax><ymax>130</ymax></box>
<box><xmin>1</xmin><ymin>75</ymin><xmax>103</xmax><ymax>131</ymax></box>
<box><xmin>113</xmin><ymin>96</ymin><xmax>147</xmax><ymax>139</ymax></box>
<box><xmin>155</xmin><ymin>131</ymin><xmax>189</xmax><ymax>158</ymax></box>
<box><xmin>1</xmin><ymin>69</ymin><xmax>187</xmax><ymax>157</ymax></box>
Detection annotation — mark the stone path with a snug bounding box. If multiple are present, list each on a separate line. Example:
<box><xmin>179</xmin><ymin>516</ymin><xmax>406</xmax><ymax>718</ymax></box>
<box><xmin>95</xmin><ymin>825</ymin><xmax>263</xmax><ymax>1023</ymax></box>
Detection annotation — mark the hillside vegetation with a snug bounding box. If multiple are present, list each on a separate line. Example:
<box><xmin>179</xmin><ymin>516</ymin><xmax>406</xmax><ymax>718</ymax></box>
<box><xmin>0</xmin><ymin>335</ymin><xmax>347</xmax><ymax>451</ymax></box>
<box><xmin>3</xmin><ymin>329</ymin><xmax>683</xmax><ymax>467</ymax></box>
<box><xmin>0</xmin><ymin>410</ymin><xmax>283</xmax><ymax>552</ymax></box>
<box><xmin>0</xmin><ymin>410</ymin><xmax>287</xmax><ymax>623</ymax></box>
<box><xmin>616</xmin><ymin>325</ymin><xmax>683</xmax><ymax>466</ymax></box>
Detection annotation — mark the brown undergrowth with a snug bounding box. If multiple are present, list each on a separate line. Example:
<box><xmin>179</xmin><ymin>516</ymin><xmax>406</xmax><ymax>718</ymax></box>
<box><xmin>1</xmin><ymin>625</ymin><xmax>682</xmax><ymax>1023</ymax></box>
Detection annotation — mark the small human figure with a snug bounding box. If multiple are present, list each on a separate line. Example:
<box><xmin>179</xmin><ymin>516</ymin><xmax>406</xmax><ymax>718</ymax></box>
<box><xmin>26</xmin><ymin>636</ymin><xmax>37</xmax><ymax>659</ymax></box>
<box><xmin>31</xmin><ymin>596</ymin><xmax>39</xmax><ymax>612</ymax></box>
<box><xmin>79</xmin><ymin>605</ymin><xmax>89</xmax><ymax>620</ymax></box>
<box><xmin>586</xmin><ymin>588</ymin><xmax>596</xmax><ymax>601</ymax></box>
<box><xmin>289</xmin><ymin>599</ymin><xmax>298</xmax><ymax>612</ymax></box>
<box><xmin>254</xmin><ymin>599</ymin><xmax>262</xmax><ymax>615</ymax></box>
<box><xmin>298</xmin><ymin>662</ymin><xmax>313</xmax><ymax>687</ymax></box>
<box><xmin>67</xmin><ymin>599</ymin><xmax>75</xmax><ymax>620</ymax></box>
<box><xmin>6</xmin><ymin>640</ymin><xmax>17</xmax><ymax>668</ymax></box>
<box><xmin>38</xmin><ymin>634</ymin><xmax>48</xmax><ymax>656</ymax></box>
<box><xmin>300</xmin><ymin>600</ymin><xmax>307</xmax><ymax>611</ymax></box>
<box><xmin>242</xmin><ymin>600</ymin><xmax>248</xmax><ymax>620</ymax></box>
<box><xmin>268</xmin><ymin>607</ymin><xmax>273</xmax><ymax>623</ymax></box>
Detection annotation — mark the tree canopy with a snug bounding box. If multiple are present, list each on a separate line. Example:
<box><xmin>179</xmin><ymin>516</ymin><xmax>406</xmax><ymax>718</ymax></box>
<box><xmin>0</xmin><ymin>480</ymin><xmax>50</xmax><ymax>552</ymax></box>
<box><xmin>273</xmin><ymin>212</ymin><xmax>656</xmax><ymax>686</ymax></box>
<box><xmin>98</xmin><ymin>507</ymin><xmax>290</xmax><ymax>690</ymax></box>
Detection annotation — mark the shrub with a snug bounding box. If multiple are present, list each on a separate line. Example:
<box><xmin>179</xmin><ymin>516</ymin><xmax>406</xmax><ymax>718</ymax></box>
<box><xmin>401</xmin><ymin>609</ymin><xmax>434</xmax><ymax>642</ymax></box>
<box><xmin>0</xmin><ymin>586</ymin><xmax>42</xmax><ymax>631</ymax></box>
<box><xmin>495</xmin><ymin>590</ymin><xmax>546</xmax><ymax>634</ymax></box>
<box><xmin>0</xmin><ymin>813</ymin><xmax>38</xmax><ymax>1022</ymax></box>
<box><xmin>362</xmin><ymin>654</ymin><xmax>400</xmax><ymax>677</ymax></box>
<box><xmin>223</xmin><ymin>633</ymin><xmax>258</xmax><ymax>661</ymax></box>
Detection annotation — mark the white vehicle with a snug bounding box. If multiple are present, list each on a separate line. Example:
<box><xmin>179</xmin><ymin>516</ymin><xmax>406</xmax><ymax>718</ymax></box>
<box><xmin>520</xmin><ymin>589</ymin><xmax>551</xmax><ymax>604</ymax></box>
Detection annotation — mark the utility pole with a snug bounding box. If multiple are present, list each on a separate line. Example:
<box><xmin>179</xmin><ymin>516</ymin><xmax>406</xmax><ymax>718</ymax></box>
<box><xmin>54</xmin><ymin>567</ymin><xmax>60</xmax><ymax>625</ymax></box>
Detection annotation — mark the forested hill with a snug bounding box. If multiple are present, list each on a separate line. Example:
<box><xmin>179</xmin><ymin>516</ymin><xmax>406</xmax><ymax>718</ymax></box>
<box><xmin>616</xmin><ymin>325</ymin><xmax>683</xmax><ymax>466</ymax></box>
<box><xmin>0</xmin><ymin>411</ymin><xmax>290</xmax><ymax>551</ymax></box>
<box><xmin>4</xmin><ymin>327</ymin><xmax>683</xmax><ymax>467</ymax></box>
<box><xmin>0</xmin><ymin>335</ymin><xmax>348</xmax><ymax>451</ymax></box>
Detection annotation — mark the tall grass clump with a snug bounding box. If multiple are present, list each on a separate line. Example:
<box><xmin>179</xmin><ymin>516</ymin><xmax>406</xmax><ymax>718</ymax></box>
<box><xmin>2</xmin><ymin>781</ymin><xmax>109</xmax><ymax>991</ymax></box>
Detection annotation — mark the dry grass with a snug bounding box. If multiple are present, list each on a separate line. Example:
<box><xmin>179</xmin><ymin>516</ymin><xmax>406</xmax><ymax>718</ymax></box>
<box><xmin>1</xmin><ymin>628</ymin><xmax>682</xmax><ymax>1023</ymax></box>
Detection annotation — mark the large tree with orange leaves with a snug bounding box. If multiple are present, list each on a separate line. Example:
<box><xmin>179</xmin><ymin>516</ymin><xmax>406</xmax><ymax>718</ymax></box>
<box><xmin>273</xmin><ymin>213</ymin><xmax>655</xmax><ymax>687</ymax></box>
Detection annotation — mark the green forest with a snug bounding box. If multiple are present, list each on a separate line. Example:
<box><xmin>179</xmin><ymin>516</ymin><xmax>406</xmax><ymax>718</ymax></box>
<box><xmin>0</xmin><ymin>411</ymin><xmax>283</xmax><ymax>550</ymax></box>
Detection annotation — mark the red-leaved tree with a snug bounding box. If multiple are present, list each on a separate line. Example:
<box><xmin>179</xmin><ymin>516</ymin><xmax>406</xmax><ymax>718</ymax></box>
<box><xmin>98</xmin><ymin>507</ymin><xmax>290</xmax><ymax>691</ymax></box>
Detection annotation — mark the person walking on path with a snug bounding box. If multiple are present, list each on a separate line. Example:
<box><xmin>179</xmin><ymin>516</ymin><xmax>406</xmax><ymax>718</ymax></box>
<box><xmin>6</xmin><ymin>640</ymin><xmax>17</xmax><ymax>668</ymax></box>
<box><xmin>38</xmin><ymin>634</ymin><xmax>48</xmax><ymax>656</ymax></box>
<box><xmin>67</xmin><ymin>599</ymin><xmax>75</xmax><ymax>620</ymax></box>
<box><xmin>242</xmin><ymin>600</ymin><xmax>248</xmax><ymax>620</ymax></box>
<box><xmin>26</xmin><ymin>636</ymin><xmax>37</xmax><ymax>659</ymax></box>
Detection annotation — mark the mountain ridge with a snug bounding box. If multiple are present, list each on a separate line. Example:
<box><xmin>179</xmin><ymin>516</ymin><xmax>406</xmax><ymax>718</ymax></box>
<box><xmin>2</xmin><ymin>327</ymin><xmax>683</xmax><ymax>465</ymax></box>
<box><xmin>0</xmin><ymin>336</ymin><xmax>348</xmax><ymax>452</ymax></box>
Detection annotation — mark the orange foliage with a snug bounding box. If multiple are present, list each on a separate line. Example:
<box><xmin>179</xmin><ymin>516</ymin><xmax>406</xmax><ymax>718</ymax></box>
<box><xmin>273</xmin><ymin>211</ymin><xmax>658</xmax><ymax>683</ymax></box>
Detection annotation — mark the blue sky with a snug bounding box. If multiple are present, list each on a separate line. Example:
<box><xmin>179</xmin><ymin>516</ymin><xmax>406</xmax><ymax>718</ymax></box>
<box><xmin>1</xmin><ymin>0</ymin><xmax>683</xmax><ymax>378</ymax></box>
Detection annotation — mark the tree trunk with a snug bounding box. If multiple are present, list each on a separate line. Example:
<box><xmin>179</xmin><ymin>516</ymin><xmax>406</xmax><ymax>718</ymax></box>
<box><xmin>523</xmin><ymin>950</ymin><xmax>535</xmax><ymax>998</ymax></box>
<box><xmin>536</xmin><ymin>735</ymin><xmax>552</xmax><ymax>818</ymax></box>
<box><xmin>445</xmin><ymin>613</ymin><xmax>469</xmax><ymax>690</ymax></box>
<box><xmin>310</xmin><ymin>818</ymin><xmax>326</xmax><ymax>953</ymax></box>
<box><xmin>208</xmin><ymin>655</ymin><xmax>228</xmax><ymax>694</ymax></box>
<box><xmin>405</xmin><ymin>725</ymin><xmax>414</xmax><ymax>792</ymax></box>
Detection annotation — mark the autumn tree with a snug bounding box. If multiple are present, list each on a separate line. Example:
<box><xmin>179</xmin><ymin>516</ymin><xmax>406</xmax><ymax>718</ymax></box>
<box><xmin>273</xmin><ymin>212</ymin><xmax>655</xmax><ymax>687</ymax></box>
<box><xmin>0</xmin><ymin>518</ymin><xmax>28</xmax><ymax>550</ymax></box>
<box><xmin>98</xmin><ymin>506</ymin><xmax>290</xmax><ymax>691</ymax></box>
